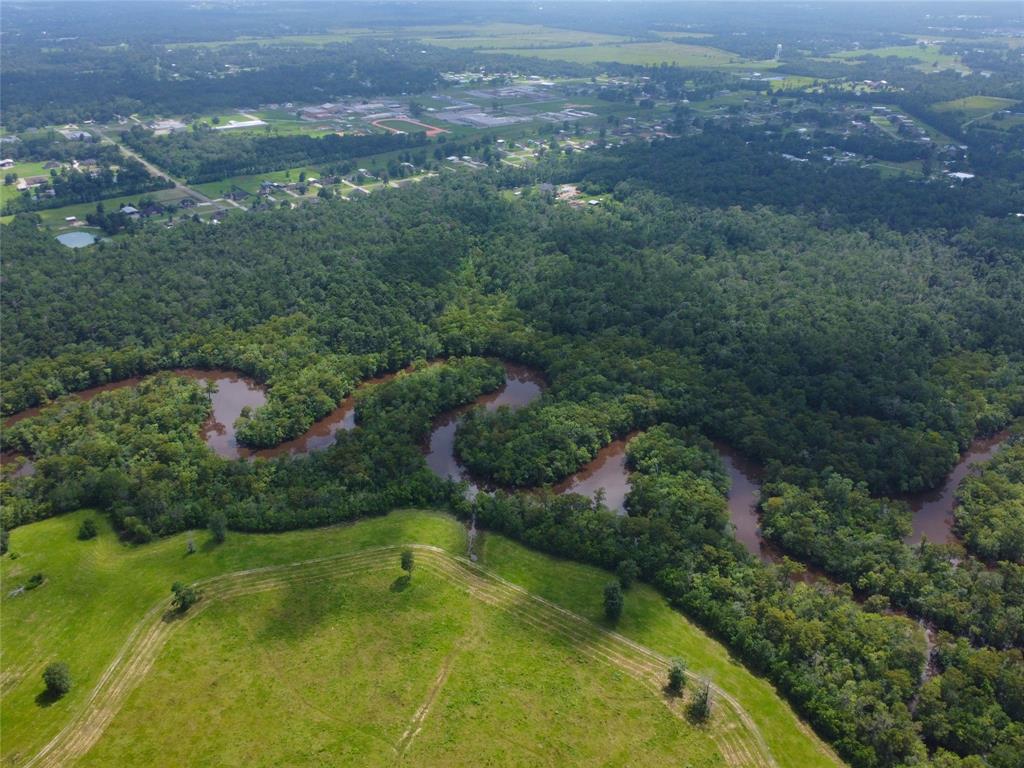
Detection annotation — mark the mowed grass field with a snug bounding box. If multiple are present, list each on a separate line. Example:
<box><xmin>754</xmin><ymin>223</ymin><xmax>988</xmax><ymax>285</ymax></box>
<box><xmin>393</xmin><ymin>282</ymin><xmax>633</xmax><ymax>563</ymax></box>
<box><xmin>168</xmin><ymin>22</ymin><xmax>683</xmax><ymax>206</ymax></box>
<box><xmin>1</xmin><ymin>510</ymin><xmax>841</xmax><ymax>768</ymax></box>
<box><xmin>170</xmin><ymin>22</ymin><xmax>769</xmax><ymax>71</ymax></box>
<box><xmin>78</xmin><ymin>557</ymin><xmax>719</xmax><ymax>767</ymax></box>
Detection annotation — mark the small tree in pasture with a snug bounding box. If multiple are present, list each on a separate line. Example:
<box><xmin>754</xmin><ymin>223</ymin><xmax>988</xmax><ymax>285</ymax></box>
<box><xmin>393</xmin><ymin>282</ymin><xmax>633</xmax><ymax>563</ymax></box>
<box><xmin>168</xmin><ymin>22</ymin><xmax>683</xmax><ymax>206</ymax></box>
<box><xmin>77</xmin><ymin>518</ymin><xmax>98</xmax><ymax>540</ymax></box>
<box><xmin>616</xmin><ymin>559</ymin><xmax>639</xmax><ymax>589</ymax></box>
<box><xmin>43</xmin><ymin>662</ymin><xmax>72</xmax><ymax>697</ymax></box>
<box><xmin>667</xmin><ymin>658</ymin><xmax>686</xmax><ymax>696</ymax></box>
<box><xmin>689</xmin><ymin>680</ymin><xmax>712</xmax><ymax>722</ymax></box>
<box><xmin>603</xmin><ymin>582</ymin><xmax>623</xmax><ymax>623</ymax></box>
<box><xmin>171</xmin><ymin>581</ymin><xmax>201</xmax><ymax>612</ymax></box>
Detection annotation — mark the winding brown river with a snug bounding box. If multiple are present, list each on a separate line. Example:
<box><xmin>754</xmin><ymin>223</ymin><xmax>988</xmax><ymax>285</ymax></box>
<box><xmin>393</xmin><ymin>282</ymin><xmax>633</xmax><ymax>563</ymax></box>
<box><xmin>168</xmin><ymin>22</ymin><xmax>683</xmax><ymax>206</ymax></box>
<box><xmin>2</xmin><ymin>368</ymin><xmax>1011</xmax><ymax>558</ymax></box>
<box><xmin>715</xmin><ymin>442</ymin><xmax>766</xmax><ymax>559</ymax></box>
<box><xmin>424</xmin><ymin>364</ymin><xmax>545</xmax><ymax>492</ymax></box>
<box><xmin>902</xmin><ymin>430</ymin><xmax>1011</xmax><ymax>545</ymax></box>
<box><xmin>1</xmin><ymin>371</ymin><xmax>266</xmax><ymax>473</ymax></box>
<box><xmin>552</xmin><ymin>435</ymin><xmax>636</xmax><ymax>515</ymax></box>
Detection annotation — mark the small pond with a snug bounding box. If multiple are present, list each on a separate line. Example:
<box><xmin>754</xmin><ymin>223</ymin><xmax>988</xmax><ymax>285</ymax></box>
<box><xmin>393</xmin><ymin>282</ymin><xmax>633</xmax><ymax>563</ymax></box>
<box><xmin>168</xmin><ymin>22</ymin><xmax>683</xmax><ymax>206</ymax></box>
<box><xmin>56</xmin><ymin>231</ymin><xmax>98</xmax><ymax>248</ymax></box>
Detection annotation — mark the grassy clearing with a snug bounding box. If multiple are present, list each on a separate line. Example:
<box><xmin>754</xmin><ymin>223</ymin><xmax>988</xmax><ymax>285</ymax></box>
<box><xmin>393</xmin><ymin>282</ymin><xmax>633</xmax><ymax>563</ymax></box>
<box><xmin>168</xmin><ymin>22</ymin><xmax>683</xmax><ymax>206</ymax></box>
<box><xmin>2</xmin><ymin>509</ymin><xmax>839</xmax><ymax>767</ymax></box>
<box><xmin>0</xmin><ymin>510</ymin><xmax>465</xmax><ymax>764</ymax></box>
<box><xmin>375</xmin><ymin>119</ymin><xmax>433</xmax><ymax>134</ymax></box>
<box><xmin>2</xmin><ymin>160</ymin><xmax>49</xmax><ymax>178</ymax></box>
<box><xmin>189</xmin><ymin>166</ymin><xmax>323</xmax><ymax>199</ymax></box>
<box><xmin>768</xmin><ymin>76</ymin><xmax>818</xmax><ymax>91</ymax></box>
<box><xmin>173</xmin><ymin>23</ymin><xmax>627</xmax><ymax>50</ymax></box>
<box><xmin>490</xmin><ymin>41</ymin><xmax>771</xmax><ymax>69</ymax></box>
<box><xmin>170</xmin><ymin>30</ymin><xmax>367</xmax><ymax>48</ymax></box>
<box><xmin>479</xmin><ymin>535</ymin><xmax>841</xmax><ymax>768</ymax></box>
<box><xmin>16</xmin><ymin>190</ymin><xmax>188</xmax><ymax>232</ymax></box>
<box><xmin>977</xmin><ymin>114</ymin><xmax>1024</xmax><ymax>130</ymax></box>
<box><xmin>76</xmin><ymin>554</ymin><xmax>724</xmax><ymax>767</ymax></box>
<box><xmin>418</xmin><ymin>24</ymin><xmax>630</xmax><ymax>49</ymax></box>
<box><xmin>32</xmin><ymin>200</ymin><xmax>124</xmax><ymax>229</ymax></box>
<box><xmin>831</xmin><ymin>44</ymin><xmax>967</xmax><ymax>73</ymax></box>
<box><xmin>931</xmin><ymin>95</ymin><xmax>1018</xmax><ymax>116</ymax></box>
<box><xmin>1</xmin><ymin>162</ymin><xmax>50</xmax><ymax>207</ymax></box>
<box><xmin>3</xmin><ymin>184</ymin><xmax>191</xmax><ymax>226</ymax></box>
<box><xmin>196</xmin><ymin>112</ymin><xmax>259</xmax><ymax>127</ymax></box>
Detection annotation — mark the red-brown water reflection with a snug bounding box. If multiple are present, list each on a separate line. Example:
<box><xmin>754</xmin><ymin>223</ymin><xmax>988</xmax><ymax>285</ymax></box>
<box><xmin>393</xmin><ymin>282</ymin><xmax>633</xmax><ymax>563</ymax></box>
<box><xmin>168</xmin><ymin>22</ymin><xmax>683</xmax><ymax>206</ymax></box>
<box><xmin>903</xmin><ymin>430</ymin><xmax>1011</xmax><ymax>545</ymax></box>
<box><xmin>1</xmin><ymin>371</ymin><xmax>266</xmax><ymax>461</ymax></box>
<box><xmin>425</xmin><ymin>364</ymin><xmax>545</xmax><ymax>489</ymax></box>
<box><xmin>715</xmin><ymin>441</ymin><xmax>767</xmax><ymax>559</ymax></box>
<box><xmin>553</xmin><ymin>434</ymin><xmax>636</xmax><ymax>515</ymax></box>
<box><xmin>247</xmin><ymin>370</ymin><xmax>409</xmax><ymax>459</ymax></box>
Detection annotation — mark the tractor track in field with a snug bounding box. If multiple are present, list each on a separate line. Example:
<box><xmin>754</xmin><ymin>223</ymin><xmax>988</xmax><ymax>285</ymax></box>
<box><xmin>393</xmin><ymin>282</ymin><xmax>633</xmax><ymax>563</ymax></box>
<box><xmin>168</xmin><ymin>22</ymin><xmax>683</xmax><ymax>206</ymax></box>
<box><xmin>25</xmin><ymin>545</ymin><xmax>782</xmax><ymax>768</ymax></box>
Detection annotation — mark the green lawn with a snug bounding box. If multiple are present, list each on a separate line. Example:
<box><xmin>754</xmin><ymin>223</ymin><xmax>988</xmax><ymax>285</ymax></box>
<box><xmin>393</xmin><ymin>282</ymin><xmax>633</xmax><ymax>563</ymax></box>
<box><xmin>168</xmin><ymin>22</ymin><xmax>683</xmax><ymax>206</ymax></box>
<box><xmin>190</xmin><ymin>166</ymin><xmax>323</xmax><ymax>199</ymax></box>
<box><xmin>977</xmin><ymin>114</ymin><xmax>1024</xmax><ymax>131</ymax></box>
<box><xmin>169</xmin><ymin>23</ymin><xmax>627</xmax><ymax>50</ymax></box>
<box><xmin>1</xmin><ymin>161</ymin><xmax>52</xmax><ymax>207</ymax></box>
<box><xmin>196</xmin><ymin>112</ymin><xmax>261</xmax><ymax>127</ymax></box>
<box><xmin>169</xmin><ymin>30</ymin><xmax>367</xmax><ymax>48</ymax></box>
<box><xmin>2</xmin><ymin>509</ymin><xmax>840</xmax><ymax>768</ymax></box>
<box><xmin>78</xmin><ymin>558</ymin><xmax>721</xmax><ymax>767</ymax></box>
<box><xmin>768</xmin><ymin>76</ymin><xmax>817</xmax><ymax>91</ymax></box>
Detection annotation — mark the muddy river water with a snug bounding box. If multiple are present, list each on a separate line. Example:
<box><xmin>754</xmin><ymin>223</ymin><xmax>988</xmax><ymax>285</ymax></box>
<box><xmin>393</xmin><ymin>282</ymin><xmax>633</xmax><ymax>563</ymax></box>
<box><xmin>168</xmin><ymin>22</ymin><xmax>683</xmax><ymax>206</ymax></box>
<box><xmin>902</xmin><ymin>430</ymin><xmax>1011</xmax><ymax>545</ymax></box>
<box><xmin>424</xmin><ymin>364</ymin><xmax>545</xmax><ymax>491</ymax></box>
<box><xmin>2</xmin><ymin>367</ymin><xmax>1011</xmax><ymax>557</ymax></box>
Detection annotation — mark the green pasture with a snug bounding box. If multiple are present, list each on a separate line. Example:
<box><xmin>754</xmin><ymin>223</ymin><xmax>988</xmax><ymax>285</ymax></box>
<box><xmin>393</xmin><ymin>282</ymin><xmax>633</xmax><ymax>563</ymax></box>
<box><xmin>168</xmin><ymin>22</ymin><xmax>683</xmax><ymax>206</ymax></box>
<box><xmin>1</xmin><ymin>509</ymin><xmax>840</xmax><ymax>768</ymax></box>
<box><xmin>931</xmin><ymin>95</ymin><xmax>1019</xmax><ymax>118</ymax></box>
<box><xmin>189</xmin><ymin>166</ymin><xmax>323</xmax><ymax>200</ymax></box>
<box><xmin>831</xmin><ymin>44</ymin><xmax>968</xmax><ymax>73</ymax></box>
<box><xmin>489</xmin><ymin>41</ymin><xmax>774</xmax><ymax>69</ymax></box>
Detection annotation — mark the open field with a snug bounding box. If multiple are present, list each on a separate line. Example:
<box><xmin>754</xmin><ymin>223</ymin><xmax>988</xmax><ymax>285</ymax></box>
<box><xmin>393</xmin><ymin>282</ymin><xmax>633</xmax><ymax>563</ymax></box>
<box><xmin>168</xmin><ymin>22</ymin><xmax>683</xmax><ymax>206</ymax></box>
<box><xmin>766</xmin><ymin>76</ymin><xmax>818</xmax><ymax>91</ymax></box>
<box><xmin>931</xmin><ymin>95</ymin><xmax>1019</xmax><ymax>117</ymax></box>
<box><xmin>416</xmin><ymin>23</ymin><xmax>631</xmax><ymax>49</ymax></box>
<box><xmin>977</xmin><ymin>114</ymin><xmax>1024</xmax><ymax>130</ymax></box>
<box><xmin>189</xmin><ymin>166</ymin><xmax>323</xmax><ymax>200</ymax></box>
<box><xmin>196</xmin><ymin>112</ymin><xmax>262</xmax><ymax>127</ymax></box>
<box><xmin>172</xmin><ymin>23</ymin><xmax>629</xmax><ymax>50</ymax></box>
<box><xmin>1</xmin><ymin>187</ymin><xmax>201</xmax><ymax>231</ymax></box>
<box><xmin>74</xmin><ymin>551</ymin><xmax>725</xmax><ymax>767</ymax></box>
<box><xmin>169</xmin><ymin>30</ymin><xmax>368</xmax><ymax>48</ymax></box>
<box><xmin>373</xmin><ymin>118</ymin><xmax>449</xmax><ymax>137</ymax></box>
<box><xmin>2</xmin><ymin>510</ymin><xmax>840</xmax><ymax>768</ymax></box>
<box><xmin>1</xmin><ymin>161</ymin><xmax>50</xmax><ymax>207</ymax></box>
<box><xmin>831</xmin><ymin>44</ymin><xmax>968</xmax><ymax>73</ymax></box>
<box><xmin>490</xmin><ymin>41</ymin><xmax>774</xmax><ymax>69</ymax></box>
